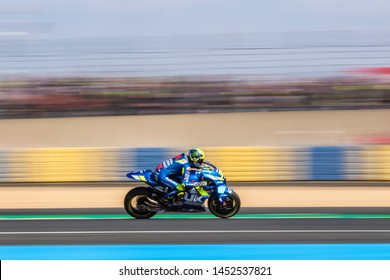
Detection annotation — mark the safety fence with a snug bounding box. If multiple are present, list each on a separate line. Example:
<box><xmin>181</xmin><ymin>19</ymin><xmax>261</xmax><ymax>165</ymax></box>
<box><xmin>0</xmin><ymin>146</ymin><xmax>389</xmax><ymax>182</ymax></box>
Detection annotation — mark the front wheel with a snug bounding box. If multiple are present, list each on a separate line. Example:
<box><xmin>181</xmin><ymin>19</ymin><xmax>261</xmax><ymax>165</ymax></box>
<box><xmin>208</xmin><ymin>191</ymin><xmax>240</xmax><ymax>218</ymax></box>
<box><xmin>124</xmin><ymin>187</ymin><xmax>158</xmax><ymax>219</ymax></box>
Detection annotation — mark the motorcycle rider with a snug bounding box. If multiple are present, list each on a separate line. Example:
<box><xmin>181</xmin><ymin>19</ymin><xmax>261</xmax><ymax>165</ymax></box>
<box><xmin>153</xmin><ymin>148</ymin><xmax>206</xmax><ymax>205</ymax></box>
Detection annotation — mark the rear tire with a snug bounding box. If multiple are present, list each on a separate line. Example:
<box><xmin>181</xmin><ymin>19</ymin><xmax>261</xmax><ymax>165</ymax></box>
<box><xmin>208</xmin><ymin>191</ymin><xmax>240</xmax><ymax>218</ymax></box>
<box><xmin>124</xmin><ymin>187</ymin><xmax>158</xmax><ymax>219</ymax></box>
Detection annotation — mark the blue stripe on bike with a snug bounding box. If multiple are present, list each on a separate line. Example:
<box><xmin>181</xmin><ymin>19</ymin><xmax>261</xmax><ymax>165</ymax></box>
<box><xmin>1</xmin><ymin>244</ymin><xmax>390</xmax><ymax>260</ymax></box>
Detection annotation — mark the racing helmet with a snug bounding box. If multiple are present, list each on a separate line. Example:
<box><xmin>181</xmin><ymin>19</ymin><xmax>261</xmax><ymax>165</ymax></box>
<box><xmin>188</xmin><ymin>148</ymin><xmax>205</xmax><ymax>167</ymax></box>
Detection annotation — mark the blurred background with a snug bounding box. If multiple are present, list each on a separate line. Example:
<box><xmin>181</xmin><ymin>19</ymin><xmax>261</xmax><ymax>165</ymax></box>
<box><xmin>1</xmin><ymin>30</ymin><xmax>390</xmax><ymax>119</ymax></box>
<box><xmin>1</xmin><ymin>0</ymin><xmax>390</xmax><ymax>120</ymax></box>
<box><xmin>0</xmin><ymin>0</ymin><xmax>389</xmax><ymax>210</ymax></box>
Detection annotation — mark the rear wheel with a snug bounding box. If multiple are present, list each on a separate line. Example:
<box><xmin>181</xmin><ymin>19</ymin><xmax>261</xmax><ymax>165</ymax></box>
<box><xmin>208</xmin><ymin>191</ymin><xmax>240</xmax><ymax>218</ymax></box>
<box><xmin>124</xmin><ymin>187</ymin><xmax>158</xmax><ymax>219</ymax></box>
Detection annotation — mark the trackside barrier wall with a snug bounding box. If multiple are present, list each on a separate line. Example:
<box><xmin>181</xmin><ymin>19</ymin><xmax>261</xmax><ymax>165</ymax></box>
<box><xmin>310</xmin><ymin>146</ymin><xmax>345</xmax><ymax>180</ymax></box>
<box><xmin>0</xmin><ymin>149</ymin><xmax>7</xmax><ymax>182</ymax></box>
<box><xmin>0</xmin><ymin>146</ymin><xmax>389</xmax><ymax>182</ymax></box>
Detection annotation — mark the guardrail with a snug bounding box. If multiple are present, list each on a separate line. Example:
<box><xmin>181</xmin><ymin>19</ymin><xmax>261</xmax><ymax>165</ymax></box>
<box><xmin>0</xmin><ymin>146</ymin><xmax>389</xmax><ymax>182</ymax></box>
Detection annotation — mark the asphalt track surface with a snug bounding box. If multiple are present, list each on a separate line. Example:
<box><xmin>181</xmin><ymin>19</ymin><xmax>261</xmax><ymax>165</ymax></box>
<box><xmin>1</xmin><ymin>181</ymin><xmax>390</xmax><ymax>245</ymax></box>
<box><xmin>2</xmin><ymin>208</ymin><xmax>390</xmax><ymax>245</ymax></box>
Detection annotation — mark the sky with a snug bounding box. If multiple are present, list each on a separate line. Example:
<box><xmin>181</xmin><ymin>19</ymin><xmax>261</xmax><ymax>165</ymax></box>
<box><xmin>1</xmin><ymin>0</ymin><xmax>390</xmax><ymax>38</ymax></box>
<box><xmin>1</xmin><ymin>0</ymin><xmax>390</xmax><ymax>78</ymax></box>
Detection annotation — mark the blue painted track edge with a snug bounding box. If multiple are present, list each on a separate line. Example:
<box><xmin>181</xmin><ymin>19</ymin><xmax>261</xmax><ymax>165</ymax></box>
<box><xmin>1</xmin><ymin>244</ymin><xmax>390</xmax><ymax>260</ymax></box>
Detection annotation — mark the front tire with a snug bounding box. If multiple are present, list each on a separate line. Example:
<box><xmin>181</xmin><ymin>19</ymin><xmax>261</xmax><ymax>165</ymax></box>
<box><xmin>124</xmin><ymin>187</ymin><xmax>158</xmax><ymax>219</ymax></box>
<box><xmin>208</xmin><ymin>191</ymin><xmax>240</xmax><ymax>218</ymax></box>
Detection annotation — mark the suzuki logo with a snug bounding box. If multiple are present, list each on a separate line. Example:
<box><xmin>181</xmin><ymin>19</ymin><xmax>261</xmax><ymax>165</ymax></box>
<box><xmin>184</xmin><ymin>193</ymin><xmax>203</xmax><ymax>203</ymax></box>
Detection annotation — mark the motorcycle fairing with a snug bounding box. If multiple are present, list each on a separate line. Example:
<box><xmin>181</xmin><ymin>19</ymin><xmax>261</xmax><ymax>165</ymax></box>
<box><xmin>126</xmin><ymin>170</ymin><xmax>152</xmax><ymax>182</ymax></box>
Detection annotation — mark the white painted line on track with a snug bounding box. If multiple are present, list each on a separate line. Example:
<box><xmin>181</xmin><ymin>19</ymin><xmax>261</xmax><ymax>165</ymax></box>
<box><xmin>1</xmin><ymin>230</ymin><xmax>390</xmax><ymax>235</ymax></box>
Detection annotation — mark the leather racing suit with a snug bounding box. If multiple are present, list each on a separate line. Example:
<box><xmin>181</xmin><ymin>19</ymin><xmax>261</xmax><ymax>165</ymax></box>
<box><xmin>153</xmin><ymin>153</ymin><xmax>191</xmax><ymax>198</ymax></box>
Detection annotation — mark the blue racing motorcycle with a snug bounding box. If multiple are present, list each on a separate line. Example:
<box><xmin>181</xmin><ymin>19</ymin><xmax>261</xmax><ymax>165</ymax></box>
<box><xmin>124</xmin><ymin>162</ymin><xmax>240</xmax><ymax>219</ymax></box>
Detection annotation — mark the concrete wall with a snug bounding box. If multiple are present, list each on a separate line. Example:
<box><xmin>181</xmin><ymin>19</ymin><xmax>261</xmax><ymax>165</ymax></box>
<box><xmin>1</xmin><ymin>184</ymin><xmax>390</xmax><ymax>209</ymax></box>
<box><xmin>0</xmin><ymin>109</ymin><xmax>389</xmax><ymax>148</ymax></box>
<box><xmin>1</xmin><ymin>146</ymin><xmax>390</xmax><ymax>182</ymax></box>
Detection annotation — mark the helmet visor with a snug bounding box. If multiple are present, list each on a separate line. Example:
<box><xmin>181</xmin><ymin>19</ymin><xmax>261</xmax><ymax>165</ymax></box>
<box><xmin>192</xmin><ymin>156</ymin><xmax>204</xmax><ymax>167</ymax></box>
<box><xmin>189</xmin><ymin>148</ymin><xmax>205</xmax><ymax>167</ymax></box>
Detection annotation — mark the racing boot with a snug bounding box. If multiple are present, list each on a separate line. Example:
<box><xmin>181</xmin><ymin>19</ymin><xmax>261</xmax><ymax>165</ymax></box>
<box><xmin>174</xmin><ymin>191</ymin><xmax>184</xmax><ymax>206</ymax></box>
<box><xmin>165</xmin><ymin>183</ymin><xmax>185</xmax><ymax>206</ymax></box>
<box><xmin>172</xmin><ymin>183</ymin><xmax>185</xmax><ymax>206</ymax></box>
